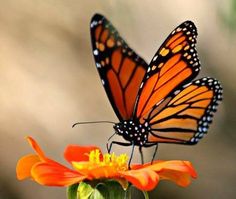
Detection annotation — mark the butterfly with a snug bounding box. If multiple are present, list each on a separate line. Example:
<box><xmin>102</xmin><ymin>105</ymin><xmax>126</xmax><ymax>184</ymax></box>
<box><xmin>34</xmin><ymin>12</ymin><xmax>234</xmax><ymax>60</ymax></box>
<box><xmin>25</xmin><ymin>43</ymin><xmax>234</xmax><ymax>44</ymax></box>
<box><xmin>90</xmin><ymin>13</ymin><xmax>223</xmax><ymax>164</ymax></box>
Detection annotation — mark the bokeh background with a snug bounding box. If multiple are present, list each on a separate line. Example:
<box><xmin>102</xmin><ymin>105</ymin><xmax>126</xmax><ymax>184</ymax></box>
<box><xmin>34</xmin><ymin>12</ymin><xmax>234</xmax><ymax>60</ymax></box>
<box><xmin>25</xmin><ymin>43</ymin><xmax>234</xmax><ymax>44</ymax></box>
<box><xmin>0</xmin><ymin>0</ymin><xmax>235</xmax><ymax>198</ymax></box>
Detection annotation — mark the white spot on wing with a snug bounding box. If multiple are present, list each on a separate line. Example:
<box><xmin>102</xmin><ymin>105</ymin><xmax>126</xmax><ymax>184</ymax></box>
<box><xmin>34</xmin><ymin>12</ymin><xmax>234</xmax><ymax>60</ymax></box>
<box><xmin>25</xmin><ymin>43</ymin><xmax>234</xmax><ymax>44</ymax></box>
<box><xmin>153</xmin><ymin>55</ymin><xmax>158</xmax><ymax>61</ymax></box>
<box><xmin>174</xmin><ymin>90</ymin><xmax>180</xmax><ymax>95</ymax></box>
<box><xmin>183</xmin><ymin>82</ymin><xmax>191</xmax><ymax>88</ymax></box>
<box><xmin>140</xmin><ymin>82</ymin><xmax>144</xmax><ymax>88</ymax></box>
<box><xmin>94</xmin><ymin>49</ymin><xmax>99</xmax><ymax>56</ymax></box>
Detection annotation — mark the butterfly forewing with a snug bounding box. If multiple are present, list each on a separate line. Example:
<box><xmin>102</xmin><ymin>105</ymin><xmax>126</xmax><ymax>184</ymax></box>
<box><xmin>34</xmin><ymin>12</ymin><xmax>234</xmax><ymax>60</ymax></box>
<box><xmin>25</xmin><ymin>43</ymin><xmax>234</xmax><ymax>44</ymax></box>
<box><xmin>90</xmin><ymin>14</ymin><xmax>148</xmax><ymax>121</ymax></box>
<box><xmin>135</xmin><ymin>21</ymin><xmax>200</xmax><ymax>119</ymax></box>
<box><xmin>146</xmin><ymin>77</ymin><xmax>223</xmax><ymax>144</ymax></box>
<box><xmin>90</xmin><ymin>14</ymin><xmax>223</xmax><ymax>149</ymax></box>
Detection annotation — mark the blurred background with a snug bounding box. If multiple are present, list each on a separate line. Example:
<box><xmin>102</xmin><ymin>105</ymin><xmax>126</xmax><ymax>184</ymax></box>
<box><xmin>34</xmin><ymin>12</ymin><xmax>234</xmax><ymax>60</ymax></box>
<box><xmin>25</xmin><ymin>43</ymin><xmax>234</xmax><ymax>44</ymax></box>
<box><xmin>0</xmin><ymin>0</ymin><xmax>235</xmax><ymax>198</ymax></box>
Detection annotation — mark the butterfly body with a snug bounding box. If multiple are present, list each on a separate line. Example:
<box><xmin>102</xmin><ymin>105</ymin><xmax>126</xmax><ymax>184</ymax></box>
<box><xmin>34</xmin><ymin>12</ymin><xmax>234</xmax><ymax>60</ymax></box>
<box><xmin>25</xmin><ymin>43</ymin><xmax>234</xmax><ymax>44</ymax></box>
<box><xmin>114</xmin><ymin>120</ymin><xmax>150</xmax><ymax>146</ymax></box>
<box><xmin>90</xmin><ymin>14</ymin><xmax>223</xmax><ymax>162</ymax></box>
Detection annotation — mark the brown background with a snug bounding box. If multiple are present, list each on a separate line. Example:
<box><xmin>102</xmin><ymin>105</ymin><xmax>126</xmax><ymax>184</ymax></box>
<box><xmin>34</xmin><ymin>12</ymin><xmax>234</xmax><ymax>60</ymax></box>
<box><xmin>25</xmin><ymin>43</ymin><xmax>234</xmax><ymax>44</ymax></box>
<box><xmin>0</xmin><ymin>0</ymin><xmax>235</xmax><ymax>199</ymax></box>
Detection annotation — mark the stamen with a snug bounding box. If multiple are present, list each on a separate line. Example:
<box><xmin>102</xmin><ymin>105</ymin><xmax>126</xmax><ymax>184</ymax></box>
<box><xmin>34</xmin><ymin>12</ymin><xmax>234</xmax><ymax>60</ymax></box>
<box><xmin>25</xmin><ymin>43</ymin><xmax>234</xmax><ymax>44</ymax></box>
<box><xmin>89</xmin><ymin>149</ymin><xmax>101</xmax><ymax>163</ymax></box>
<box><xmin>88</xmin><ymin>150</ymin><xmax>128</xmax><ymax>169</ymax></box>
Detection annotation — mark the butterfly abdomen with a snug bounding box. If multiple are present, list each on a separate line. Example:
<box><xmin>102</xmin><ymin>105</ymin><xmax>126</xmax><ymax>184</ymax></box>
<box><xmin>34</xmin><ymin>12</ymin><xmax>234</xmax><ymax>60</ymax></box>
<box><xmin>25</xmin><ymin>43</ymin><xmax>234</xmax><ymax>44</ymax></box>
<box><xmin>114</xmin><ymin>120</ymin><xmax>150</xmax><ymax>146</ymax></box>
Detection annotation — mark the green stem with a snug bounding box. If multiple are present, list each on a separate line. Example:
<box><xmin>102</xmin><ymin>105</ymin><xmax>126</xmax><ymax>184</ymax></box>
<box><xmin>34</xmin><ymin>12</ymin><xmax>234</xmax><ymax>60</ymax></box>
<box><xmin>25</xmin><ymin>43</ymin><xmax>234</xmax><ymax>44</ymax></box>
<box><xmin>142</xmin><ymin>191</ymin><xmax>149</xmax><ymax>199</ymax></box>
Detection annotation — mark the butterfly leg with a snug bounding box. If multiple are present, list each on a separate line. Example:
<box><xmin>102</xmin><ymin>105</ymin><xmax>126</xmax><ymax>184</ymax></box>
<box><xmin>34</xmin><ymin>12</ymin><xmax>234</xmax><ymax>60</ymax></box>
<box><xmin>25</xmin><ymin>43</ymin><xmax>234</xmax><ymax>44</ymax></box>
<box><xmin>107</xmin><ymin>141</ymin><xmax>132</xmax><ymax>153</ymax></box>
<box><xmin>139</xmin><ymin>146</ymin><xmax>144</xmax><ymax>164</ymax></box>
<box><xmin>106</xmin><ymin>132</ymin><xmax>117</xmax><ymax>152</ymax></box>
<box><xmin>144</xmin><ymin>143</ymin><xmax>159</xmax><ymax>163</ymax></box>
<box><xmin>128</xmin><ymin>142</ymin><xmax>135</xmax><ymax>169</ymax></box>
<box><xmin>151</xmin><ymin>144</ymin><xmax>158</xmax><ymax>164</ymax></box>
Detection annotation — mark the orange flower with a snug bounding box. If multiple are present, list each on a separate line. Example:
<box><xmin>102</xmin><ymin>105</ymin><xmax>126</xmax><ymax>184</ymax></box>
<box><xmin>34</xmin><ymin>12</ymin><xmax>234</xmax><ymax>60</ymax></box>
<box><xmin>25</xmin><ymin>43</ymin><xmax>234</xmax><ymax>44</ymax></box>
<box><xmin>16</xmin><ymin>137</ymin><xmax>197</xmax><ymax>191</ymax></box>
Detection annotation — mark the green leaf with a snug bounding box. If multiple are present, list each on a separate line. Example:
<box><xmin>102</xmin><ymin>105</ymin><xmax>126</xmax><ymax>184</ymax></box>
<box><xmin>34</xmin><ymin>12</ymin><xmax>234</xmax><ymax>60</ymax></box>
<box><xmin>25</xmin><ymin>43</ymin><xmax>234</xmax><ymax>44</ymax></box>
<box><xmin>78</xmin><ymin>182</ymin><xmax>94</xmax><ymax>199</ymax></box>
<box><xmin>67</xmin><ymin>184</ymin><xmax>79</xmax><ymax>199</ymax></box>
<box><xmin>90</xmin><ymin>188</ymin><xmax>105</xmax><ymax>199</ymax></box>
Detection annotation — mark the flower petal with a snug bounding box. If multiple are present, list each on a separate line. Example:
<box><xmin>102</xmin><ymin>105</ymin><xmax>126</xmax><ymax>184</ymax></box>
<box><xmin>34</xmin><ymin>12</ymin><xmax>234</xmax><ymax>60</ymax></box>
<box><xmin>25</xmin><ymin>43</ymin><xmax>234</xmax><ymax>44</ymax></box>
<box><xmin>144</xmin><ymin>160</ymin><xmax>197</xmax><ymax>187</ymax></box>
<box><xmin>121</xmin><ymin>168</ymin><xmax>159</xmax><ymax>191</ymax></box>
<box><xmin>16</xmin><ymin>154</ymin><xmax>40</xmax><ymax>180</ymax></box>
<box><xmin>158</xmin><ymin>161</ymin><xmax>197</xmax><ymax>187</ymax></box>
<box><xmin>72</xmin><ymin>162</ymin><xmax>117</xmax><ymax>179</ymax></box>
<box><xmin>182</xmin><ymin>161</ymin><xmax>198</xmax><ymax>178</ymax></box>
<box><xmin>31</xmin><ymin>161</ymin><xmax>86</xmax><ymax>186</ymax></box>
<box><xmin>159</xmin><ymin>169</ymin><xmax>193</xmax><ymax>187</ymax></box>
<box><xmin>143</xmin><ymin>160</ymin><xmax>195</xmax><ymax>174</ymax></box>
<box><xmin>64</xmin><ymin>145</ymin><xmax>101</xmax><ymax>163</ymax></box>
<box><xmin>27</xmin><ymin>137</ymin><xmax>47</xmax><ymax>161</ymax></box>
<box><xmin>130</xmin><ymin>160</ymin><xmax>163</xmax><ymax>170</ymax></box>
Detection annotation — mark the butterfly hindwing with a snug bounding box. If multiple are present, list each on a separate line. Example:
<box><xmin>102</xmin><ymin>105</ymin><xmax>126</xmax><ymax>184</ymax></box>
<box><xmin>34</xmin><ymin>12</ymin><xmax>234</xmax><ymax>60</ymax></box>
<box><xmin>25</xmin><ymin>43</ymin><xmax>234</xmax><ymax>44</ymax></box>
<box><xmin>135</xmin><ymin>21</ymin><xmax>201</xmax><ymax>119</ymax></box>
<box><xmin>90</xmin><ymin>14</ymin><xmax>148</xmax><ymax>121</ymax></box>
<box><xmin>146</xmin><ymin>77</ymin><xmax>223</xmax><ymax>144</ymax></box>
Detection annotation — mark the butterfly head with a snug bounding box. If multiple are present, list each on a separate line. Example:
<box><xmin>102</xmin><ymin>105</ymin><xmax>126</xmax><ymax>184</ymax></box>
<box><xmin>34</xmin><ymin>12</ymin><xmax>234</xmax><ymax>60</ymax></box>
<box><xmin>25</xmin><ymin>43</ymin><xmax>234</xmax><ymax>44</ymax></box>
<box><xmin>113</xmin><ymin>120</ymin><xmax>150</xmax><ymax>146</ymax></box>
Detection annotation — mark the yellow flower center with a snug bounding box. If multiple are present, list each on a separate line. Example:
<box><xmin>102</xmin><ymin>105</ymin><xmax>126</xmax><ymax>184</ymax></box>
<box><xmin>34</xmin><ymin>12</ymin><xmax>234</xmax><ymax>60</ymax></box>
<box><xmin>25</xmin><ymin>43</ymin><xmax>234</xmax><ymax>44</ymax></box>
<box><xmin>89</xmin><ymin>149</ymin><xmax>128</xmax><ymax>170</ymax></box>
<box><xmin>72</xmin><ymin>149</ymin><xmax>129</xmax><ymax>178</ymax></box>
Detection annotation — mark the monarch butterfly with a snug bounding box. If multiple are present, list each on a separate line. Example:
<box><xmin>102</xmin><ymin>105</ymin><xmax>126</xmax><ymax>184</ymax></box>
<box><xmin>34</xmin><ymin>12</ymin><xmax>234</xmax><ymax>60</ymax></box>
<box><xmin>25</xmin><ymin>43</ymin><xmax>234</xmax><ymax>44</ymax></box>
<box><xmin>90</xmin><ymin>13</ymin><xmax>223</xmax><ymax>164</ymax></box>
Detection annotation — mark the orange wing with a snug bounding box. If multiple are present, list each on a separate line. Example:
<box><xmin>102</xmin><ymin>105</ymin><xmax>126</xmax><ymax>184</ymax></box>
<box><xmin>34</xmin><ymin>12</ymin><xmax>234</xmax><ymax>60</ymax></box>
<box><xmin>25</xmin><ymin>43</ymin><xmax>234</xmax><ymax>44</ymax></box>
<box><xmin>90</xmin><ymin>14</ymin><xmax>148</xmax><ymax>120</ymax></box>
<box><xmin>145</xmin><ymin>77</ymin><xmax>223</xmax><ymax>144</ymax></box>
<box><xmin>135</xmin><ymin>21</ymin><xmax>200</xmax><ymax>119</ymax></box>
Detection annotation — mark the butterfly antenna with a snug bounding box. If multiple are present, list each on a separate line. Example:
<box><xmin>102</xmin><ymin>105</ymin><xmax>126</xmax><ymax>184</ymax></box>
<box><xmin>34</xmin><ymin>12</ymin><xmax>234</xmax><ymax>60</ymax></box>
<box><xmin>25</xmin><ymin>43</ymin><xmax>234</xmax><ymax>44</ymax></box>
<box><xmin>72</xmin><ymin>121</ymin><xmax>116</xmax><ymax>128</ymax></box>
